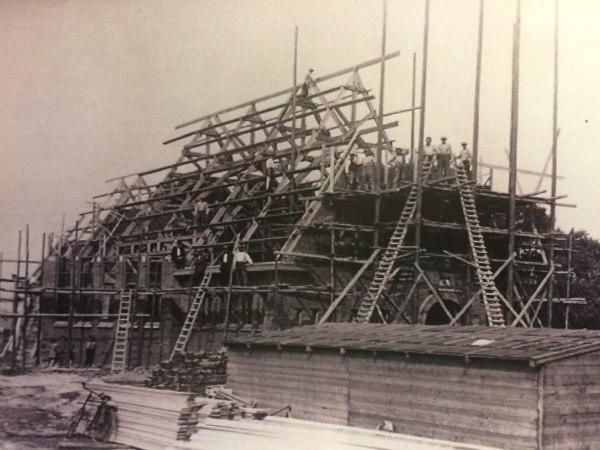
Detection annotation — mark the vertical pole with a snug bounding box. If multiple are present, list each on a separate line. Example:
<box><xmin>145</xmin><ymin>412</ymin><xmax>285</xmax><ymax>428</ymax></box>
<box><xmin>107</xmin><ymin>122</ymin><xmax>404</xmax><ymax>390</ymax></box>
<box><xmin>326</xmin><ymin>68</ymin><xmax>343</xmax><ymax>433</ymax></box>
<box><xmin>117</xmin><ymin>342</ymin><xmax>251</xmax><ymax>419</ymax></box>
<box><xmin>410</xmin><ymin>52</ymin><xmax>416</xmax><ymax>158</ymax></box>
<box><xmin>22</xmin><ymin>225</ymin><xmax>30</xmax><ymax>368</ymax></box>
<box><xmin>36</xmin><ymin>233</ymin><xmax>46</xmax><ymax>366</ymax></box>
<box><xmin>376</xmin><ymin>0</ymin><xmax>387</xmax><ymax>192</ymax></box>
<box><xmin>564</xmin><ymin>229</ymin><xmax>573</xmax><ymax>329</ymax></box>
<box><xmin>224</xmin><ymin>238</ymin><xmax>238</xmax><ymax>341</ymax></box>
<box><xmin>147</xmin><ymin>294</ymin><xmax>156</xmax><ymax>367</ymax></box>
<box><xmin>68</xmin><ymin>221</ymin><xmax>79</xmax><ymax>367</ymax></box>
<box><xmin>11</xmin><ymin>231</ymin><xmax>22</xmax><ymax>370</ymax></box>
<box><xmin>329</xmin><ymin>145</ymin><xmax>335</xmax><ymax>193</ymax></box>
<box><xmin>373</xmin><ymin>0</ymin><xmax>387</xmax><ymax>251</ymax></box>
<box><xmin>158</xmin><ymin>295</ymin><xmax>164</xmax><ymax>362</ymax></box>
<box><xmin>291</xmin><ymin>26</ymin><xmax>298</xmax><ymax>168</ymax></box>
<box><xmin>415</xmin><ymin>0</ymin><xmax>431</xmax><ymax>265</ymax></box>
<box><xmin>472</xmin><ymin>0</ymin><xmax>484</xmax><ymax>181</ymax></box>
<box><xmin>506</xmin><ymin>1</ymin><xmax>521</xmax><ymax>311</ymax></box>
<box><xmin>330</xmin><ymin>228</ymin><xmax>335</xmax><ymax>307</ymax></box>
<box><xmin>547</xmin><ymin>0</ymin><xmax>559</xmax><ymax>327</ymax></box>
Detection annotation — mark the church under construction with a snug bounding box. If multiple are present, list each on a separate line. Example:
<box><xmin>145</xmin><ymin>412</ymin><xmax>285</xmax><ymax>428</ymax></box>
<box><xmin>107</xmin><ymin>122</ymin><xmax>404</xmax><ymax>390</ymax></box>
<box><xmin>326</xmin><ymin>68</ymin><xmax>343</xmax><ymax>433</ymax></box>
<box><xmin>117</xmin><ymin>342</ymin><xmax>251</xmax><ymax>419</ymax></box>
<box><xmin>0</xmin><ymin>3</ymin><xmax>579</xmax><ymax>373</ymax></box>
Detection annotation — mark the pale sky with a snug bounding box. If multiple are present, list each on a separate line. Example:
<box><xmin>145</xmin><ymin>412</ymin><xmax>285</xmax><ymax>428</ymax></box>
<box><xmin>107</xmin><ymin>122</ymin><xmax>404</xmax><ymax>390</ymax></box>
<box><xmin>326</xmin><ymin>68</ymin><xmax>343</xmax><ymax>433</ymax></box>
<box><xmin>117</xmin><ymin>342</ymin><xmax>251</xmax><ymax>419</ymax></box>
<box><xmin>1</xmin><ymin>0</ymin><xmax>599</xmax><ymax>264</ymax></box>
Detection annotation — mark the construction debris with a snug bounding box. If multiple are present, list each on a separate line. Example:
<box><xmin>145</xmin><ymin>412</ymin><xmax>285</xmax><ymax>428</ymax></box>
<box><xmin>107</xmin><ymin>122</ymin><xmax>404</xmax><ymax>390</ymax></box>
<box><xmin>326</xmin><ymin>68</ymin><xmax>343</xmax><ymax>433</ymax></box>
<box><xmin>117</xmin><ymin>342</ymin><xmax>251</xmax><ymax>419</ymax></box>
<box><xmin>144</xmin><ymin>349</ymin><xmax>227</xmax><ymax>393</ymax></box>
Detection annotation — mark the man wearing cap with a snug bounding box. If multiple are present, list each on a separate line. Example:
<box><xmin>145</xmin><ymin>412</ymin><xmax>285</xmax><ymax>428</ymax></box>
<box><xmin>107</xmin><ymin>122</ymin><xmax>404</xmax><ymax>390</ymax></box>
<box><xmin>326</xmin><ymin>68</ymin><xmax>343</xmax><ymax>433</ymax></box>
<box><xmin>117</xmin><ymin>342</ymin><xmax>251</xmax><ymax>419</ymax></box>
<box><xmin>344</xmin><ymin>151</ymin><xmax>359</xmax><ymax>190</ymax></box>
<box><xmin>362</xmin><ymin>149</ymin><xmax>376</xmax><ymax>191</ymax></box>
<box><xmin>436</xmin><ymin>136</ymin><xmax>452</xmax><ymax>178</ymax></box>
<box><xmin>457</xmin><ymin>142</ymin><xmax>472</xmax><ymax>179</ymax></box>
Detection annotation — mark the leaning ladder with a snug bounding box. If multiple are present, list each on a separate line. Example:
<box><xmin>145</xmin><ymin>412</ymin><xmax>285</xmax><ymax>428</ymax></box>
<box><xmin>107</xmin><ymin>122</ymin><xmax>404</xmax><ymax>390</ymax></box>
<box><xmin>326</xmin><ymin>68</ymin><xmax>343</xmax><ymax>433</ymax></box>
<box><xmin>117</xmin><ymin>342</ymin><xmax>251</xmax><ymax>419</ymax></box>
<box><xmin>455</xmin><ymin>160</ymin><xmax>505</xmax><ymax>326</ymax></box>
<box><xmin>111</xmin><ymin>289</ymin><xmax>133</xmax><ymax>373</ymax></box>
<box><xmin>354</xmin><ymin>157</ymin><xmax>434</xmax><ymax>323</ymax></box>
<box><xmin>170</xmin><ymin>269</ymin><xmax>213</xmax><ymax>359</ymax></box>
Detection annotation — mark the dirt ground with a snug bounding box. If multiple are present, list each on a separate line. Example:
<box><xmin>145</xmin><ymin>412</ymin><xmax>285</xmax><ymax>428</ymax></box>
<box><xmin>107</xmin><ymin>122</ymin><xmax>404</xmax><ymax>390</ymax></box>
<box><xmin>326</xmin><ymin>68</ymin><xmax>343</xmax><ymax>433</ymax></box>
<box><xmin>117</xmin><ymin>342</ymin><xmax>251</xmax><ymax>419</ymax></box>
<box><xmin>0</xmin><ymin>369</ymin><xmax>99</xmax><ymax>450</ymax></box>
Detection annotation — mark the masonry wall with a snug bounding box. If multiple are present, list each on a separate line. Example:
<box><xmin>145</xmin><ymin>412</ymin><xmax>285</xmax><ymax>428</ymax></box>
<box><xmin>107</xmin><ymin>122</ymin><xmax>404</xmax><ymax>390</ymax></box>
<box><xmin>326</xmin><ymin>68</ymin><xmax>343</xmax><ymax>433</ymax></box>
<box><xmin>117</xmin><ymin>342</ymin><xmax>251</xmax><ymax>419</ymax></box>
<box><xmin>228</xmin><ymin>346</ymin><xmax>540</xmax><ymax>449</ymax></box>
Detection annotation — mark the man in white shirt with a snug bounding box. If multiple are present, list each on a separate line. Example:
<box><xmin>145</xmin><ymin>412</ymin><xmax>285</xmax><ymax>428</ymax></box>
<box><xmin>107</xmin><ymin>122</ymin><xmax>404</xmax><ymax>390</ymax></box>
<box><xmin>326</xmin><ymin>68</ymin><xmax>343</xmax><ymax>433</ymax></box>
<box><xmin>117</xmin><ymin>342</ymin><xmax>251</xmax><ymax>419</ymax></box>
<box><xmin>193</xmin><ymin>199</ymin><xmax>209</xmax><ymax>229</ymax></box>
<box><xmin>436</xmin><ymin>136</ymin><xmax>452</xmax><ymax>177</ymax></box>
<box><xmin>423</xmin><ymin>136</ymin><xmax>435</xmax><ymax>157</ymax></box>
<box><xmin>265</xmin><ymin>152</ymin><xmax>276</xmax><ymax>192</ymax></box>
<box><xmin>457</xmin><ymin>142</ymin><xmax>472</xmax><ymax>179</ymax></box>
<box><xmin>234</xmin><ymin>245</ymin><xmax>253</xmax><ymax>286</ymax></box>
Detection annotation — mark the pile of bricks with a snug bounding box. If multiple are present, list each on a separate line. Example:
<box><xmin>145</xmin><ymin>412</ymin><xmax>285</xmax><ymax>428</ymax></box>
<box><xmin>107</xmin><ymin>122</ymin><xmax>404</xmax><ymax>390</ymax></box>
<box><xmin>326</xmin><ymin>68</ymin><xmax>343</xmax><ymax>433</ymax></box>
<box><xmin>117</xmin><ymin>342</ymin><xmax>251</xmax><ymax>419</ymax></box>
<box><xmin>145</xmin><ymin>349</ymin><xmax>227</xmax><ymax>393</ymax></box>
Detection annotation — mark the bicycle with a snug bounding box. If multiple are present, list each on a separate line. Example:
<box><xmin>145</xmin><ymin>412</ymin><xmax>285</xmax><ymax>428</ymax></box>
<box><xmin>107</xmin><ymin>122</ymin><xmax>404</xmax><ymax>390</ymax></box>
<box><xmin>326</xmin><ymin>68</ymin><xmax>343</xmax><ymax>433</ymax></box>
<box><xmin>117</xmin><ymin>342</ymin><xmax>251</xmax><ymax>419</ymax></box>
<box><xmin>67</xmin><ymin>382</ymin><xmax>117</xmax><ymax>443</ymax></box>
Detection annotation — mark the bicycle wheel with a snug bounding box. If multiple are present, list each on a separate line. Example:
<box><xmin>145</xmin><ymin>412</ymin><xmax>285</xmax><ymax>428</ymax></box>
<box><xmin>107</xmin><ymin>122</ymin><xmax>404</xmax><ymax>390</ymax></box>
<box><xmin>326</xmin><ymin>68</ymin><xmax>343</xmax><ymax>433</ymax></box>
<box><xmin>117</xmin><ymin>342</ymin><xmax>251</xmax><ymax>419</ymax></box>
<box><xmin>67</xmin><ymin>407</ymin><xmax>88</xmax><ymax>437</ymax></box>
<box><xmin>89</xmin><ymin>405</ymin><xmax>115</xmax><ymax>443</ymax></box>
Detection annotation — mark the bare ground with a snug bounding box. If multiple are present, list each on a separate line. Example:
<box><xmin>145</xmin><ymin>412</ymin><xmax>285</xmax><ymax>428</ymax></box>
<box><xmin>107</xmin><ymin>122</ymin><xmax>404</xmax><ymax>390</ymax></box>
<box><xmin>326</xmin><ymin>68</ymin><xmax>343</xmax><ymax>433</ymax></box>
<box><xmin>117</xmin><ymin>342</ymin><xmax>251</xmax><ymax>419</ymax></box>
<box><xmin>0</xmin><ymin>369</ymin><xmax>91</xmax><ymax>449</ymax></box>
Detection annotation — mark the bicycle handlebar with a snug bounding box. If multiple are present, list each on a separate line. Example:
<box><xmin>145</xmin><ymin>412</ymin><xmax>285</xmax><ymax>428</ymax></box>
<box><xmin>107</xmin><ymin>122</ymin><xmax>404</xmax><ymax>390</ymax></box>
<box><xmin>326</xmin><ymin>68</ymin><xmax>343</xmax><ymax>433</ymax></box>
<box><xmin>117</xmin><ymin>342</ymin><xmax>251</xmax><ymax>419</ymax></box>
<box><xmin>81</xmin><ymin>382</ymin><xmax>111</xmax><ymax>402</ymax></box>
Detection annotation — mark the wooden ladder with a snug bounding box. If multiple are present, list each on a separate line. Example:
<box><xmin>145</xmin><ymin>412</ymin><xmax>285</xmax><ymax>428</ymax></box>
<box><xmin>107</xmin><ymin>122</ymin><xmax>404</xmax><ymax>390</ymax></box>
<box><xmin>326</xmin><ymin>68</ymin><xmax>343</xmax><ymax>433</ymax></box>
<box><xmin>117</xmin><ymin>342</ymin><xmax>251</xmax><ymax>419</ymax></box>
<box><xmin>354</xmin><ymin>157</ymin><xmax>434</xmax><ymax>323</ymax></box>
<box><xmin>455</xmin><ymin>160</ymin><xmax>505</xmax><ymax>326</ymax></box>
<box><xmin>111</xmin><ymin>289</ymin><xmax>133</xmax><ymax>373</ymax></box>
<box><xmin>170</xmin><ymin>269</ymin><xmax>213</xmax><ymax>359</ymax></box>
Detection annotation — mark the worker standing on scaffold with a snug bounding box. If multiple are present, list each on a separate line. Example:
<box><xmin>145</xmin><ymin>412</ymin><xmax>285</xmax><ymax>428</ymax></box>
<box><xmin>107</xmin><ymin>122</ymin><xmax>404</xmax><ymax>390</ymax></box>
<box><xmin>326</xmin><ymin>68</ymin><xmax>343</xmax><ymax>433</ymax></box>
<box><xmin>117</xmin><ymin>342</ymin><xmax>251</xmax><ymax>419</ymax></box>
<box><xmin>457</xmin><ymin>142</ymin><xmax>472</xmax><ymax>179</ymax></box>
<box><xmin>436</xmin><ymin>136</ymin><xmax>452</xmax><ymax>178</ymax></box>
<box><xmin>362</xmin><ymin>149</ymin><xmax>376</xmax><ymax>191</ymax></box>
<box><xmin>265</xmin><ymin>150</ymin><xmax>276</xmax><ymax>192</ymax></box>
<box><xmin>345</xmin><ymin>151</ymin><xmax>359</xmax><ymax>190</ymax></box>
<box><xmin>234</xmin><ymin>244</ymin><xmax>253</xmax><ymax>286</ymax></box>
<box><xmin>193</xmin><ymin>198</ymin><xmax>209</xmax><ymax>230</ymax></box>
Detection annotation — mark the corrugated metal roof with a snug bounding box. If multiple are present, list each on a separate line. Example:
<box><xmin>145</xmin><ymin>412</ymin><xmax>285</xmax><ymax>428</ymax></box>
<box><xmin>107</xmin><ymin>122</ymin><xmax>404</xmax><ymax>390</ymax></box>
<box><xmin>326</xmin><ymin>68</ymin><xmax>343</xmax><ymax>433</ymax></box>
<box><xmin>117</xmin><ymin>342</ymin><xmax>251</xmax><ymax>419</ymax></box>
<box><xmin>226</xmin><ymin>324</ymin><xmax>600</xmax><ymax>366</ymax></box>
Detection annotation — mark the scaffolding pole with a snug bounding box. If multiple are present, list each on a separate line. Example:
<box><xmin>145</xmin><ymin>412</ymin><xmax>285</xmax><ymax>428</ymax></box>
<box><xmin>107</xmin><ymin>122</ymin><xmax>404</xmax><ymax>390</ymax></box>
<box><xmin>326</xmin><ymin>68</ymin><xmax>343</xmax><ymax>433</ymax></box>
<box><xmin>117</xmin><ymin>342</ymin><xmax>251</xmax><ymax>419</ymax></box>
<box><xmin>415</xmin><ymin>0</ymin><xmax>431</xmax><ymax>265</ymax></box>
<box><xmin>11</xmin><ymin>230</ymin><xmax>22</xmax><ymax>370</ymax></box>
<box><xmin>547</xmin><ymin>0</ymin><xmax>559</xmax><ymax>327</ymax></box>
<box><xmin>472</xmin><ymin>0</ymin><xmax>484</xmax><ymax>181</ymax></box>
<box><xmin>507</xmin><ymin>0</ymin><xmax>521</xmax><ymax>311</ymax></box>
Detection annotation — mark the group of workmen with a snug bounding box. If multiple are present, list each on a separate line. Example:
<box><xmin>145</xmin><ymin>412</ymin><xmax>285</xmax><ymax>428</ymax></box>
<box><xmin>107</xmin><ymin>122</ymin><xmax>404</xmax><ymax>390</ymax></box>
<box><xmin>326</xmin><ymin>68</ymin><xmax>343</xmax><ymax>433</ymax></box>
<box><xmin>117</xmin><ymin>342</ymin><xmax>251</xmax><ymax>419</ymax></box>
<box><xmin>171</xmin><ymin>239</ymin><xmax>254</xmax><ymax>286</ymax></box>
<box><xmin>46</xmin><ymin>335</ymin><xmax>96</xmax><ymax>368</ymax></box>
<box><xmin>343</xmin><ymin>136</ymin><xmax>472</xmax><ymax>191</ymax></box>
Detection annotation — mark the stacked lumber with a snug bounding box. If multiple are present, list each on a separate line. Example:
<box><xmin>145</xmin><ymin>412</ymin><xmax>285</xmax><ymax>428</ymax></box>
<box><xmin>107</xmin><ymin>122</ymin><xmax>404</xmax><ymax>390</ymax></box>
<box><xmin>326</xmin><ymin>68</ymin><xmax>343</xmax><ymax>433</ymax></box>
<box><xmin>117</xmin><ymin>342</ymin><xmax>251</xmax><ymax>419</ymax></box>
<box><xmin>85</xmin><ymin>382</ymin><xmax>205</xmax><ymax>450</ymax></box>
<box><xmin>145</xmin><ymin>349</ymin><xmax>227</xmax><ymax>393</ymax></box>
<box><xmin>169</xmin><ymin>416</ymin><xmax>500</xmax><ymax>450</ymax></box>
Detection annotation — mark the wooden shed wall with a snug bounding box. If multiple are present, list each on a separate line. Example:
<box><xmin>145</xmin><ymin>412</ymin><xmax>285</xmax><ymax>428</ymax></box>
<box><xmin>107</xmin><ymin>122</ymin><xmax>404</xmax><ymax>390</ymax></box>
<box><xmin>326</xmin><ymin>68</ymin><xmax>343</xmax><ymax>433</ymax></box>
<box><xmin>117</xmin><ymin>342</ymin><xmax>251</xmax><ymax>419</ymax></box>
<box><xmin>228</xmin><ymin>348</ymin><xmax>540</xmax><ymax>449</ymax></box>
<box><xmin>347</xmin><ymin>354</ymin><xmax>538</xmax><ymax>450</ymax></box>
<box><xmin>543</xmin><ymin>351</ymin><xmax>600</xmax><ymax>449</ymax></box>
<box><xmin>227</xmin><ymin>348</ymin><xmax>349</xmax><ymax>424</ymax></box>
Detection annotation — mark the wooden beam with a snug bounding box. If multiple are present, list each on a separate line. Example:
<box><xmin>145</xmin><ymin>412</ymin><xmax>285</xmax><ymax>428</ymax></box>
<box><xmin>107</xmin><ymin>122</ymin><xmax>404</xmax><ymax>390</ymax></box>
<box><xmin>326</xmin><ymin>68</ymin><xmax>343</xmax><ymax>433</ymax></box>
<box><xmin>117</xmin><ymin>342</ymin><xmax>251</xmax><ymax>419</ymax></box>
<box><xmin>319</xmin><ymin>249</ymin><xmax>381</xmax><ymax>323</ymax></box>
<box><xmin>174</xmin><ymin>51</ymin><xmax>400</xmax><ymax>130</ymax></box>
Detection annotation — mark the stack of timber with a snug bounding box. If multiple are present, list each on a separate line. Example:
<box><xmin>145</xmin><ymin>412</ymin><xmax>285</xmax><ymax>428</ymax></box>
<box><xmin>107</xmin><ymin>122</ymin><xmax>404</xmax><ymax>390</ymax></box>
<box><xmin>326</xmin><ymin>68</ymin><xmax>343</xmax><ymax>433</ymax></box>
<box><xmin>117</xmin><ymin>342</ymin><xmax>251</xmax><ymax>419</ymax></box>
<box><xmin>145</xmin><ymin>349</ymin><xmax>227</xmax><ymax>393</ymax></box>
<box><xmin>169</xmin><ymin>416</ymin><xmax>500</xmax><ymax>450</ymax></box>
<box><xmin>86</xmin><ymin>382</ymin><xmax>205</xmax><ymax>450</ymax></box>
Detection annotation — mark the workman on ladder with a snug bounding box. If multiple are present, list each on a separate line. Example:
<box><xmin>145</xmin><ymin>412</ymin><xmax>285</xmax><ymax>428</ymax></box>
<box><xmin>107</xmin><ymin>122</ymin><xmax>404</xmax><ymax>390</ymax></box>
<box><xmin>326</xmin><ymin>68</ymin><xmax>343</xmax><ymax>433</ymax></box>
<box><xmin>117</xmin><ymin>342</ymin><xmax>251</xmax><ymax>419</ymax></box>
<box><xmin>457</xmin><ymin>142</ymin><xmax>472</xmax><ymax>179</ymax></box>
<box><xmin>436</xmin><ymin>136</ymin><xmax>453</xmax><ymax>178</ymax></box>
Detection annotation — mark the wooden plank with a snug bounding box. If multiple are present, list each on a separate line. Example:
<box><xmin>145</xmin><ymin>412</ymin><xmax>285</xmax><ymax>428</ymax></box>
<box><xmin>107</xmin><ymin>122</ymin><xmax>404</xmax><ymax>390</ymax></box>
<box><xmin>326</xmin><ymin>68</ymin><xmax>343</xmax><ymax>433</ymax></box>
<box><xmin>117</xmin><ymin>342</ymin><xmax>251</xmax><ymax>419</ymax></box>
<box><xmin>174</xmin><ymin>51</ymin><xmax>400</xmax><ymax>130</ymax></box>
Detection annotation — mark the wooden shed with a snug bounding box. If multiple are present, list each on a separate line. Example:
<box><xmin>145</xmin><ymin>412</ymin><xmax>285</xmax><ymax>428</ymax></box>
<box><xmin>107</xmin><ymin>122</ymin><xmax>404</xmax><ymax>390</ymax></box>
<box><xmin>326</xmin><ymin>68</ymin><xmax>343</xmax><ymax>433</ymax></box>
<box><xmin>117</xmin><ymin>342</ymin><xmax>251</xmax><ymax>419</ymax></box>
<box><xmin>226</xmin><ymin>324</ymin><xmax>600</xmax><ymax>450</ymax></box>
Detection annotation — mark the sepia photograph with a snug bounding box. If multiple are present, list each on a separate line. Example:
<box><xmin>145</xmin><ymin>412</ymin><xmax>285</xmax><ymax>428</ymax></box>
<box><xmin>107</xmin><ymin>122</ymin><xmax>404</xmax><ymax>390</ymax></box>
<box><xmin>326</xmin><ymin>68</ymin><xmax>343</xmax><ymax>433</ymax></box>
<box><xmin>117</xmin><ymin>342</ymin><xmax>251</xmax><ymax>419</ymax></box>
<box><xmin>1</xmin><ymin>0</ymin><xmax>599</xmax><ymax>448</ymax></box>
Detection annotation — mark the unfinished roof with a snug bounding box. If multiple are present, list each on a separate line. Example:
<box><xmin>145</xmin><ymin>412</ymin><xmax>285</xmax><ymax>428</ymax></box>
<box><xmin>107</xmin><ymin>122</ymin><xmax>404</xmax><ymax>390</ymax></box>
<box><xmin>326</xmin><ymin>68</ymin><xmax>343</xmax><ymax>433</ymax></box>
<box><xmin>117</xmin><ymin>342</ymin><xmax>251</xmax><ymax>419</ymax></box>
<box><xmin>226</xmin><ymin>323</ymin><xmax>600</xmax><ymax>367</ymax></box>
